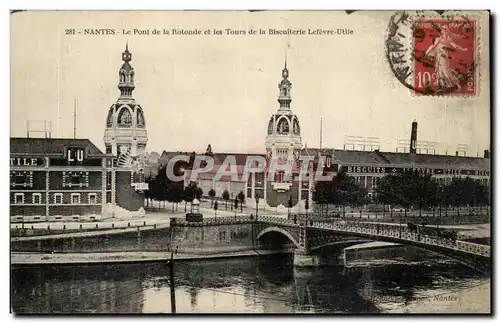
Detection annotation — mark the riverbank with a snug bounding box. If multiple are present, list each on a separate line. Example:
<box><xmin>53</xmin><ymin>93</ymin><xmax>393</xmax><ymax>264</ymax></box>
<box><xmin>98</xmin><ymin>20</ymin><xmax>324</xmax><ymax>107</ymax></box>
<box><xmin>10</xmin><ymin>249</ymin><xmax>294</xmax><ymax>266</ymax></box>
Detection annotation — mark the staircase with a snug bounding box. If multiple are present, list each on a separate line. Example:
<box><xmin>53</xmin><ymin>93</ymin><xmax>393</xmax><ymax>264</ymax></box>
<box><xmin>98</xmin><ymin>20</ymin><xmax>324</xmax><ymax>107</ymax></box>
<box><xmin>103</xmin><ymin>203</ymin><xmax>146</xmax><ymax>220</ymax></box>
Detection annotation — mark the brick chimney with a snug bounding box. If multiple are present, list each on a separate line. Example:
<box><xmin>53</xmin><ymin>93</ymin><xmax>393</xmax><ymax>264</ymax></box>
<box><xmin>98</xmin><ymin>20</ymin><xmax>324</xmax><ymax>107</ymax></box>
<box><xmin>410</xmin><ymin>119</ymin><xmax>418</xmax><ymax>154</ymax></box>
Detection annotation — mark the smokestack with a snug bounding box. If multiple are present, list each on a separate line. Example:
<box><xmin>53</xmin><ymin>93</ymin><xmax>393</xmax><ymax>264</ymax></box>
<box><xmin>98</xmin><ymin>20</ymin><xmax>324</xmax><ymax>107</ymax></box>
<box><xmin>410</xmin><ymin>119</ymin><xmax>418</xmax><ymax>154</ymax></box>
<box><xmin>484</xmin><ymin>150</ymin><xmax>490</xmax><ymax>158</ymax></box>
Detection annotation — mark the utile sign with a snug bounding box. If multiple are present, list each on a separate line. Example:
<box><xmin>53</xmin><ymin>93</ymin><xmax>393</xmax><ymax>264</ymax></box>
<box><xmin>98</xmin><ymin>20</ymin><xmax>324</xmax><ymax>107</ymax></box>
<box><xmin>10</xmin><ymin>157</ymin><xmax>45</xmax><ymax>167</ymax></box>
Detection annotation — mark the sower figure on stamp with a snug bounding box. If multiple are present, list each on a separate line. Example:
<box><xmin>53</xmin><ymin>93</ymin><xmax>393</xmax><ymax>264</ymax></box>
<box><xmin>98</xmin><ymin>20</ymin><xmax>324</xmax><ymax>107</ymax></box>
<box><xmin>424</xmin><ymin>25</ymin><xmax>468</xmax><ymax>91</ymax></box>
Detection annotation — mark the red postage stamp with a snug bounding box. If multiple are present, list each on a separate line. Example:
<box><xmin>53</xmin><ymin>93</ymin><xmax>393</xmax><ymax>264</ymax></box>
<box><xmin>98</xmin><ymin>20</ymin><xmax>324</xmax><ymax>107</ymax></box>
<box><xmin>413</xmin><ymin>19</ymin><xmax>476</xmax><ymax>96</ymax></box>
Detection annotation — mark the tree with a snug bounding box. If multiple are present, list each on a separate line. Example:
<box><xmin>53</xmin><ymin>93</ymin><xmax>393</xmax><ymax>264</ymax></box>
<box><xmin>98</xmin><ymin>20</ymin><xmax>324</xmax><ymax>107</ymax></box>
<box><xmin>375</xmin><ymin>171</ymin><xmax>426</xmax><ymax>217</ymax></box>
<box><xmin>234</xmin><ymin>198</ymin><xmax>239</xmax><ymax>217</ymax></box>
<box><xmin>183</xmin><ymin>181</ymin><xmax>197</xmax><ymax>212</ymax></box>
<box><xmin>312</xmin><ymin>180</ymin><xmax>332</xmax><ymax>217</ymax></box>
<box><xmin>144</xmin><ymin>176</ymin><xmax>154</xmax><ymax>208</ymax></box>
<box><xmin>375</xmin><ymin>174</ymin><xmax>401</xmax><ymax>211</ymax></box>
<box><xmin>208</xmin><ymin>188</ymin><xmax>216</xmax><ymax>207</ymax></box>
<box><xmin>446</xmin><ymin>177</ymin><xmax>475</xmax><ymax>215</ymax></box>
<box><xmin>410</xmin><ymin>173</ymin><xmax>439</xmax><ymax>216</ymax></box>
<box><xmin>237</xmin><ymin>191</ymin><xmax>245</xmax><ymax>213</ymax></box>
<box><xmin>152</xmin><ymin>165</ymin><xmax>169</xmax><ymax>210</ymax></box>
<box><xmin>332</xmin><ymin>173</ymin><xmax>367</xmax><ymax>217</ymax></box>
<box><xmin>214</xmin><ymin>200</ymin><xmax>218</xmax><ymax>218</ymax></box>
<box><xmin>222</xmin><ymin>189</ymin><xmax>230</xmax><ymax>210</ymax></box>
<box><xmin>195</xmin><ymin>187</ymin><xmax>203</xmax><ymax>200</ymax></box>
<box><xmin>168</xmin><ymin>182</ymin><xmax>183</xmax><ymax>213</ymax></box>
<box><xmin>475</xmin><ymin>182</ymin><xmax>490</xmax><ymax>214</ymax></box>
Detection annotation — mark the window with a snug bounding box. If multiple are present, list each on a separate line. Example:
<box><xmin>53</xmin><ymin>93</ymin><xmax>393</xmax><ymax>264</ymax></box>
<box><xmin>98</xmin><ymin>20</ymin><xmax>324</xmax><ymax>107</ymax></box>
<box><xmin>10</xmin><ymin>171</ymin><xmax>33</xmax><ymax>188</ymax></box>
<box><xmin>14</xmin><ymin>193</ymin><xmax>24</xmax><ymax>204</ymax></box>
<box><xmin>88</xmin><ymin>193</ymin><xmax>97</xmax><ymax>204</ymax></box>
<box><xmin>32</xmin><ymin>193</ymin><xmax>42</xmax><ymax>204</ymax></box>
<box><xmin>275</xmin><ymin>170</ymin><xmax>285</xmax><ymax>183</ymax></box>
<box><xmin>137</xmin><ymin>109</ymin><xmax>145</xmax><ymax>127</ymax></box>
<box><xmin>293</xmin><ymin>119</ymin><xmax>300</xmax><ymax>135</ymax></box>
<box><xmin>301</xmin><ymin>190</ymin><xmax>310</xmax><ymax>201</ymax></box>
<box><xmin>255</xmin><ymin>173</ymin><xmax>264</xmax><ymax>186</ymax></box>
<box><xmin>62</xmin><ymin>171</ymin><xmax>89</xmax><ymax>188</ymax></box>
<box><xmin>267</xmin><ymin>118</ymin><xmax>274</xmax><ymax>134</ymax></box>
<box><xmin>71</xmin><ymin>193</ymin><xmax>81</xmax><ymax>204</ymax></box>
<box><xmin>118</xmin><ymin>108</ymin><xmax>132</xmax><ymax>127</ymax></box>
<box><xmin>54</xmin><ymin>193</ymin><xmax>63</xmax><ymax>204</ymax></box>
<box><xmin>106</xmin><ymin>109</ymin><xmax>114</xmax><ymax>127</ymax></box>
<box><xmin>277</xmin><ymin>118</ymin><xmax>290</xmax><ymax>134</ymax></box>
<box><xmin>105</xmin><ymin>145</ymin><xmax>112</xmax><ymax>154</ymax></box>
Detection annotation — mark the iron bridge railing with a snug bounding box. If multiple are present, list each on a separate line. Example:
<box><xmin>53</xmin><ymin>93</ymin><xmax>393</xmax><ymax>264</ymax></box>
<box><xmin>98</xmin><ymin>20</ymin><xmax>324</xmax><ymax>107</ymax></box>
<box><xmin>170</xmin><ymin>216</ymin><xmax>490</xmax><ymax>258</ymax></box>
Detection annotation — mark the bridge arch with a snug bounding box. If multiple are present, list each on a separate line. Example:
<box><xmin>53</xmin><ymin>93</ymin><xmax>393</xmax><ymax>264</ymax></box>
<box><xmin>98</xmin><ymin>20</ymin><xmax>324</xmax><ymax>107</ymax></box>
<box><xmin>309</xmin><ymin>240</ymin><xmax>372</xmax><ymax>252</ymax></box>
<box><xmin>256</xmin><ymin>226</ymin><xmax>300</xmax><ymax>248</ymax></box>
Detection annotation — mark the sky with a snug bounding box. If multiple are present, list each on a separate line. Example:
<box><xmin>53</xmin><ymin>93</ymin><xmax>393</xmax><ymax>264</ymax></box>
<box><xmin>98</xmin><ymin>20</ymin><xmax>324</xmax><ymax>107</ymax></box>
<box><xmin>10</xmin><ymin>10</ymin><xmax>491</xmax><ymax>156</ymax></box>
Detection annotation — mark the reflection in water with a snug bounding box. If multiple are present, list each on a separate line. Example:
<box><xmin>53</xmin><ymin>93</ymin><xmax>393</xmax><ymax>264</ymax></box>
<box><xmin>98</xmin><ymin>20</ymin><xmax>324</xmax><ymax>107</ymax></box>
<box><xmin>11</xmin><ymin>255</ymin><xmax>490</xmax><ymax>313</ymax></box>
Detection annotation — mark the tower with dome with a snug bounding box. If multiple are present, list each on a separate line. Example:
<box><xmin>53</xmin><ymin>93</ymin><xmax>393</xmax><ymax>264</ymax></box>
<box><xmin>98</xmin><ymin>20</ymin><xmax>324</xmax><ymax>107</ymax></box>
<box><xmin>103</xmin><ymin>44</ymin><xmax>148</xmax><ymax>157</ymax></box>
<box><xmin>262</xmin><ymin>62</ymin><xmax>304</xmax><ymax>209</ymax></box>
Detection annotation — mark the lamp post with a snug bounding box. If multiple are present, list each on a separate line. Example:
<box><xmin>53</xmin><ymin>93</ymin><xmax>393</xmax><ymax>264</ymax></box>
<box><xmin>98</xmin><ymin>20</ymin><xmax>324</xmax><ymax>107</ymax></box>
<box><xmin>234</xmin><ymin>198</ymin><xmax>238</xmax><ymax>219</ymax></box>
<box><xmin>399</xmin><ymin>212</ymin><xmax>402</xmax><ymax>238</ymax></box>
<box><xmin>255</xmin><ymin>194</ymin><xmax>260</xmax><ymax>221</ymax></box>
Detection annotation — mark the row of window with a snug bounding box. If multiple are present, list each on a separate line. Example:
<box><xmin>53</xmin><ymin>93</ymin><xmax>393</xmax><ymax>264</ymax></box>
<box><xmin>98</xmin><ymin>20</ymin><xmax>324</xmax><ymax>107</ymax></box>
<box><xmin>353</xmin><ymin>176</ymin><xmax>381</xmax><ymax>188</ymax></box>
<box><xmin>106</xmin><ymin>107</ymin><xmax>146</xmax><ymax>128</ymax></box>
<box><xmin>13</xmin><ymin>193</ymin><xmax>98</xmax><ymax>205</ymax></box>
<box><xmin>10</xmin><ymin>171</ymin><xmax>91</xmax><ymax>188</ymax></box>
<box><xmin>352</xmin><ymin>176</ymin><xmax>489</xmax><ymax>189</ymax></box>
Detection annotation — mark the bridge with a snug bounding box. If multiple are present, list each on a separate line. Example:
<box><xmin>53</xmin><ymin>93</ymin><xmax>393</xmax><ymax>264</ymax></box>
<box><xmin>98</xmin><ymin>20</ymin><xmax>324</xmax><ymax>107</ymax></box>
<box><xmin>170</xmin><ymin>215</ymin><xmax>491</xmax><ymax>274</ymax></box>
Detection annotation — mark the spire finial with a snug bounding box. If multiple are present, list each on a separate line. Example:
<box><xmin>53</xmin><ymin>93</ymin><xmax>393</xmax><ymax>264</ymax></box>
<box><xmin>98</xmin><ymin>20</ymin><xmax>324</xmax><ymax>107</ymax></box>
<box><xmin>122</xmin><ymin>43</ymin><xmax>131</xmax><ymax>63</ymax></box>
<box><xmin>282</xmin><ymin>60</ymin><xmax>289</xmax><ymax>79</ymax></box>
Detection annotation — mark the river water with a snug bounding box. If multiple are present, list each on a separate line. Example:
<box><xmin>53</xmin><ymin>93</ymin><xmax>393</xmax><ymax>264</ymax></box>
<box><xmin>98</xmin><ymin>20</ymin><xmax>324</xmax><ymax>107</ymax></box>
<box><xmin>11</xmin><ymin>255</ymin><xmax>490</xmax><ymax>314</ymax></box>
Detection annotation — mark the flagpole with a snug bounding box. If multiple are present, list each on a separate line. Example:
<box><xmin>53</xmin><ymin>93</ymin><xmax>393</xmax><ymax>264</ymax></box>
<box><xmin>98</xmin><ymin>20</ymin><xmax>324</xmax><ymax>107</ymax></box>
<box><xmin>320</xmin><ymin>118</ymin><xmax>323</xmax><ymax>150</ymax></box>
<box><xmin>73</xmin><ymin>99</ymin><xmax>77</xmax><ymax>139</ymax></box>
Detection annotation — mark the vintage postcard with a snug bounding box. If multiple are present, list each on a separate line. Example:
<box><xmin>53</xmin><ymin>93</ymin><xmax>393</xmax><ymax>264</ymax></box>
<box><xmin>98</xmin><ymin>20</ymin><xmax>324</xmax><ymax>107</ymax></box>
<box><xmin>10</xmin><ymin>10</ymin><xmax>491</xmax><ymax>314</ymax></box>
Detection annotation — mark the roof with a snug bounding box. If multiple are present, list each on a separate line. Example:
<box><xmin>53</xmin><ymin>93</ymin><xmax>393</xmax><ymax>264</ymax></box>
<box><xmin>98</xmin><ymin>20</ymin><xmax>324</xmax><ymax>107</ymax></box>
<box><xmin>120</xmin><ymin>61</ymin><xmax>133</xmax><ymax>71</ymax></box>
<box><xmin>153</xmin><ymin>148</ymin><xmax>490</xmax><ymax>171</ymax></box>
<box><xmin>382</xmin><ymin>152</ymin><xmax>490</xmax><ymax>169</ymax></box>
<box><xmin>10</xmin><ymin>138</ymin><xmax>105</xmax><ymax>156</ymax></box>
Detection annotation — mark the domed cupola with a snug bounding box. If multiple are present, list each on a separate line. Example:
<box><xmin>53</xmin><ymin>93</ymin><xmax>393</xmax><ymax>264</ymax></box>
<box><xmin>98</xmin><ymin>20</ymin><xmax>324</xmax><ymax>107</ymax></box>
<box><xmin>103</xmin><ymin>44</ymin><xmax>148</xmax><ymax>157</ymax></box>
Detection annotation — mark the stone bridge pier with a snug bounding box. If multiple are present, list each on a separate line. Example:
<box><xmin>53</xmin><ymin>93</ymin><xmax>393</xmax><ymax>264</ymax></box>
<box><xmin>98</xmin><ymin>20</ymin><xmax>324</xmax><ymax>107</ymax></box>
<box><xmin>293</xmin><ymin>222</ymin><xmax>321</xmax><ymax>267</ymax></box>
